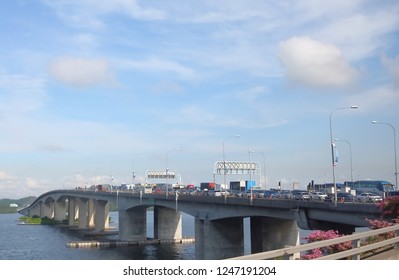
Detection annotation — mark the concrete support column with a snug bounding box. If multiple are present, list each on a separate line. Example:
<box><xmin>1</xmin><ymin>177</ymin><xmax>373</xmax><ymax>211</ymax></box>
<box><xmin>41</xmin><ymin>201</ymin><xmax>54</xmax><ymax>218</ymax></box>
<box><xmin>54</xmin><ymin>200</ymin><xmax>66</xmax><ymax>221</ymax></box>
<box><xmin>94</xmin><ymin>200</ymin><xmax>109</xmax><ymax>232</ymax></box>
<box><xmin>87</xmin><ymin>199</ymin><xmax>95</xmax><ymax>228</ymax></box>
<box><xmin>154</xmin><ymin>207</ymin><xmax>182</xmax><ymax>240</ymax></box>
<box><xmin>68</xmin><ymin>197</ymin><xmax>78</xmax><ymax>226</ymax></box>
<box><xmin>195</xmin><ymin>218</ymin><xmax>205</xmax><ymax>260</ymax></box>
<box><xmin>250</xmin><ymin>217</ymin><xmax>300</xmax><ymax>254</ymax></box>
<box><xmin>77</xmin><ymin>198</ymin><xmax>89</xmax><ymax>229</ymax></box>
<box><xmin>195</xmin><ymin>217</ymin><xmax>244</xmax><ymax>260</ymax></box>
<box><xmin>30</xmin><ymin>205</ymin><xmax>41</xmax><ymax>217</ymax></box>
<box><xmin>118</xmin><ymin>207</ymin><xmax>147</xmax><ymax>241</ymax></box>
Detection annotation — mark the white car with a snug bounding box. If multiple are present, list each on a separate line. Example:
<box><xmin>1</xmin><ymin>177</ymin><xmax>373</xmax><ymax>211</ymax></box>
<box><xmin>310</xmin><ymin>192</ymin><xmax>328</xmax><ymax>201</ymax></box>
<box><xmin>355</xmin><ymin>192</ymin><xmax>383</xmax><ymax>203</ymax></box>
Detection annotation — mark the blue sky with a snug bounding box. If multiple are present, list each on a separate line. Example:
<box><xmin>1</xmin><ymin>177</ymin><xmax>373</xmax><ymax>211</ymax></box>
<box><xmin>1</xmin><ymin>0</ymin><xmax>398</xmax><ymax>198</ymax></box>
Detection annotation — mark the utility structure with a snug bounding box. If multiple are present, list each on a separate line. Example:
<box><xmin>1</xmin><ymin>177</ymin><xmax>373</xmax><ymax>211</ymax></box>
<box><xmin>329</xmin><ymin>106</ymin><xmax>358</xmax><ymax>205</ymax></box>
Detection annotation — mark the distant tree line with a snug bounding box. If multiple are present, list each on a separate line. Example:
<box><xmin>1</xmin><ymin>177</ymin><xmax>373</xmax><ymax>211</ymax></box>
<box><xmin>0</xmin><ymin>196</ymin><xmax>37</xmax><ymax>214</ymax></box>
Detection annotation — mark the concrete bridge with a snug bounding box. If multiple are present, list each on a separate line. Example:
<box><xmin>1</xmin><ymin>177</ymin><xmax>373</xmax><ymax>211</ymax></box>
<box><xmin>18</xmin><ymin>189</ymin><xmax>383</xmax><ymax>259</ymax></box>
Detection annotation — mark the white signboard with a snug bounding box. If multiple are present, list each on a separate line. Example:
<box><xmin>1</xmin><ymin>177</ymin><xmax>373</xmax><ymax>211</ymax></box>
<box><xmin>214</xmin><ymin>161</ymin><xmax>259</xmax><ymax>175</ymax></box>
<box><xmin>146</xmin><ymin>170</ymin><xmax>177</xmax><ymax>179</ymax></box>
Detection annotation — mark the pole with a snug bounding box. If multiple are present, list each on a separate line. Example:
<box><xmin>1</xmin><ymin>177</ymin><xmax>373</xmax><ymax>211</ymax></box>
<box><xmin>329</xmin><ymin>106</ymin><xmax>358</xmax><ymax>205</ymax></box>
<box><xmin>372</xmin><ymin>121</ymin><xmax>398</xmax><ymax>189</ymax></box>
<box><xmin>166</xmin><ymin>148</ymin><xmax>181</xmax><ymax>198</ymax></box>
<box><xmin>329</xmin><ymin>111</ymin><xmax>337</xmax><ymax>205</ymax></box>
<box><xmin>249</xmin><ymin>148</ymin><xmax>253</xmax><ymax>204</ymax></box>
<box><xmin>222</xmin><ymin>135</ymin><xmax>240</xmax><ymax>193</ymax></box>
<box><xmin>335</xmin><ymin>139</ymin><xmax>354</xmax><ymax>183</ymax></box>
<box><xmin>253</xmin><ymin>151</ymin><xmax>266</xmax><ymax>189</ymax></box>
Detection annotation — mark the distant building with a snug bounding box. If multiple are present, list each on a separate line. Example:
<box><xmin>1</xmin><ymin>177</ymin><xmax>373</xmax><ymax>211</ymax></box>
<box><xmin>9</xmin><ymin>203</ymin><xmax>18</xmax><ymax>208</ymax></box>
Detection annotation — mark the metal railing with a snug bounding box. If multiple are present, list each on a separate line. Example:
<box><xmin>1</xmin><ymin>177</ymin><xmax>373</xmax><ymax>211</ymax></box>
<box><xmin>228</xmin><ymin>223</ymin><xmax>399</xmax><ymax>260</ymax></box>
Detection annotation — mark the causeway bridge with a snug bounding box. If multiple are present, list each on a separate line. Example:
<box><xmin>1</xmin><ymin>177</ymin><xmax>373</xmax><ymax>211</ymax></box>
<box><xmin>18</xmin><ymin>189</ymin><xmax>383</xmax><ymax>259</ymax></box>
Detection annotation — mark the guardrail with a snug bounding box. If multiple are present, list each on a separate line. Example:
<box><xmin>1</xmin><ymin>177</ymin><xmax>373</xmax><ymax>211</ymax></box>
<box><xmin>228</xmin><ymin>223</ymin><xmax>399</xmax><ymax>260</ymax></box>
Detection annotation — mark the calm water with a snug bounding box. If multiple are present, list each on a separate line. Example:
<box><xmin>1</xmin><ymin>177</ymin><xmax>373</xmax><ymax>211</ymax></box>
<box><xmin>0</xmin><ymin>212</ymin><xmax>313</xmax><ymax>260</ymax></box>
<box><xmin>0</xmin><ymin>212</ymin><xmax>196</xmax><ymax>260</ymax></box>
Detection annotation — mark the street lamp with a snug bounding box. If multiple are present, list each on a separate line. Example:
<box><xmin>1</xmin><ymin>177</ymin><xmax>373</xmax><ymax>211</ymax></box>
<box><xmin>132</xmin><ymin>154</ymin><xmax>144</xmax><ymax>193</ymax></box>
<box><xmin>131</xmin><ymin>159</ymin><xmax>137</xmax><ymax>194</ymax></box>
<box><xmin>166</xmin><ymin>148</ymin><xmax>181</xmax><ymax>198</ymax></box>
<box><xmin>248</xmin><ymin>148</ymin><xmax>254</xmax><ymax>203</ymax></box>
<box><xmin>222</xmin><ymin>135</ymin><xmax>240</xmax><ymax>192</ymax></box>
<box><xmin>329</xmin><ymin>106</ymin><xmax>358</xmax><ymax>205</ymax></box>
<box><xmin>371</xmin><ymin>121</ymin><xmax>398</xmax><ymax>189</ymax></box>
<box><xmin>251</xmin><ymin>150</ymin><xmax>267</xmax><ymax>189</ymax></box>
<box><xmin>334</xmin><ymin>138</ymin><xmax>354</xmax><ymax>183</ymax></box>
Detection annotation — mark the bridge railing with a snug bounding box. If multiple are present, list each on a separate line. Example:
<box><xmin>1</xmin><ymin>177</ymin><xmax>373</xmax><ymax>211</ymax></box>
<box><xmin>228</xmin><ymin>223</ymin><xmax>399</xmax><ymax>260</ymax></box>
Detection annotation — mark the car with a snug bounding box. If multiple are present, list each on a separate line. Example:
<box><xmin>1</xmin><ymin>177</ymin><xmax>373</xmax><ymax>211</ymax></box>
<box><xmin>229</xmin><ymin>190</ymin><xmax>244</xmax><ymax>197</ymax></box>
<box><xmin>386</xmin><ymin>191</ymin><xmax>399</xmax><ymax>198</ymax></box>
<box><xmin>324</xmin><ymin>194</ymin><xmax>333</xmax><ymax>202</ymax></box>
<box><xmin>309</xmin><ymin>192</ymin><xmax>328</xmax><ymax>201</ymax></box>
<box><xmin>355</xmin><ymin>192</ymin><xmax>383</xmax><ymax>203</ymax></box>
<box><xmin>337</xmin><ymin>192</ymin><xmax>356</xmax><ymax>202</ymax></box>
<box><xmin>292</xmin><ymin>190</ymin><xmax>310</xmax><ymax>200</ymax></box>
<box><xmin>259</xmin><ymin>190</ymin><xmax>278</xmax><ymax>199</ymax></box>
<box><xmin>277</xmin><ymin>190</ymin><xmax>293</xmax><ymax>199</ymax></box>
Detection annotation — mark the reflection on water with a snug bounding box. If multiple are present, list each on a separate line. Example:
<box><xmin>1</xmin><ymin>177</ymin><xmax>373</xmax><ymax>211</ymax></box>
<box><xmin>0</xmin><ymin>211</ymin><xmax>315</xmax><ymax>260</ymax></box>
<box><xmin>0</xmin><ymin>212</ymin><xmax>195</xmax><ymax>260</ymax></box>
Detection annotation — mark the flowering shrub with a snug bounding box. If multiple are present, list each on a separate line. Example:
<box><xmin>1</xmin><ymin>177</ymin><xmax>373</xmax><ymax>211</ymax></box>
<box><xmin>302</xmin><ymin>195</ymin><xmax>399</xmax><ymax>260</ymax></box>
<box><xmin>367</xmin><ymin>219</ymin><xmax>393</xmax><ymax>230</ymax></box>
<box><xmin>377</xmin><ymin>196</ymin><xmax>399</xmax><ymax>222</ymax></box>
<box><xmin>301</xmin><ymin>248</ymin><xmax>323</xmax><ymax>260</ymax></box>
<box><xmin>301</xmin><ymin>230</ymin><xmax>352</xmax><ymax>260</ymax></box>
<box><xmin>365</xmin><ymin>218</ymin><xmax>395</xmax><ymax>243</ymax></box>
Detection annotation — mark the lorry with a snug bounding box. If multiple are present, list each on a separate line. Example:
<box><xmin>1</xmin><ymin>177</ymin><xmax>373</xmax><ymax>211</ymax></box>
<box><xmin>200</xmin><ymin>182</ymin><xmax>216</xmax><ymax>191</ymax></box>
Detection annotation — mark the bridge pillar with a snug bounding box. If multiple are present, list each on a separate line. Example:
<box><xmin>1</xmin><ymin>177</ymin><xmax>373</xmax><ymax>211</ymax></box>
<box><xmin>41</xmin><ymin>201</ymin><xmax>54</xmax><ymax>218</ymax></box>
<box><xmin>68</xmin><ymin>197</ymin><xmax>78</xmax><ymax>226</ymax></box>
<box><xmin>250</xmin><ymin>217</ymin><xmax>300</xmax><ymax>254</ymax></box>
<box><xmin>77</xmin><ymin>198</ymin><xmax>89</xmax><ymax>229</ymax></box>
<box><xmin>29</xmin><ymin>204</ymin><xmax>41</xmax><ymax>217</ymax></box>
<box><xmin>54</xmin><ymin>200</ymin><xmax>66</xmax><ymax>221</ymax></box>
<box><xmin>88</xmin><ymin>199</ymin><xmax>95</xmax><ymax>228</ymax></box>
<box><xmin>195</xmin><ymin>217</ymin><xmax>244</xmax><ymax>260</ymax></box>
<box><xmin>118</xmin><ymin>207</ymin><xmax>147</xmax><ymax>241</ymax></box>
<box><xmin>154</xmin><ymin>207</ymin><xmax>182</xmax><ymax>240</ymax></box>
<box><xmin>94</xmin><ymin>200</ymin><xmax>109</xmax><ymax>232</ymax></box>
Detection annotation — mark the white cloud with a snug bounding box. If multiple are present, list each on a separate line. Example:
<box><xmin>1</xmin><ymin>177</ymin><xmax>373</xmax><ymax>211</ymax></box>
<box><xmin>235</xmin><ymin>86</ymin><xmax>270</xmax><ymax>102</ymax></box>
<box><xmin>117</xmin><ymin>58</ymin><xmax>195</xmax><ymax>80</ymax></box>
<box><xmin>42</xmin><ymin>0</ymin><xmax>166</xmax><ymax>28</ymax></box>
<box><xmin>72</xmin><ymin>33</ymin><xmax>98</xmax><ymax>50</ymax></box>
<box><xmin>37</xmin><ymin>144</ymin><xmax>67</xmax><ymax>153</ymax></box>
<box><xmin>0</xmin><ymin>172</ymin><xmax>51</xmax><ymax>199</ymax></box>
<box><xmin>382</xmin><ymin>54</ymin><xmax>399</xmax><ymax>88</ymax></box>
<box><xmin>278</xmin><ymin>36</ymin><xmax>359</xmax><ymax>89</ymax></box>
<box><xmin>316</xmin><ymin>11</ymin><xmax>399</xmax><ymax>61</ymax></box>
<box><xmin>150</xmin><ymin>80</ymin><xmax>184</xmax><ymax>95</ymax></box>
<box><xmin>0</xmin><ymin>74</ymin><xmax>47</xmax><ymax>113</ymax></box>
<box><xmin>0</xmin><ymin>171</ymin><xmax>16</xmax><ymax>181</ymax></box>
<box><xmin>49</xmin><ymin>57</ymin><xmax>115</xmax><ymax>87</ymax></box>
<box><xmin>345</xmin><ymin>85</ymin><xmax>399</xmax><ymax>112</ymax></box>
<box><xmin>25</xmin><ymin>177</ymin><xmax>40</xmax><ymax>189</ymax></box>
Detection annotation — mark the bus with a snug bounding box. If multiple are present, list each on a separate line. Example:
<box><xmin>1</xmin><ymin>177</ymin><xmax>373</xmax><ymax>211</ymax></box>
<box><xmin>344</xmin><ymin>180</ymin><xmax>395</xmax><ymax>198</ymax></box>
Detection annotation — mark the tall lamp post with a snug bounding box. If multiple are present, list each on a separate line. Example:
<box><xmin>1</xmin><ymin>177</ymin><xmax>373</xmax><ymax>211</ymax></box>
<box><xmin>334</xmin><ymin>138</ymin><xmax>354</xmax><ymax>183</ymax></box>
<box><xmin>222</xmin><ymin>135</ymin><xmax>240</xmax><ymax>192</ymax></box>
<box><xmin>248</xmin><ymin>148</ymin><xmax>254</xmax><ymax>202</ymax></box>
<box><xmin>132</xmin><ymin>159</ymin><xmax>136</xmax><ymax>194</ymax></box>
<box><xmin>166</xmin><ymin>148</ymin><xmax>181</xmax><ymax>198</ymax></box>
<box><xmin>252</xmin><ymin>150</ymin><xmax>266</xmax><ymax>189</ymax></box>
<box><xmin>371</xmin><ymin>121</ymin><xmax>398</xmax><ymax>189</ymax></box>
<box><xmin>329</xmin><ymin>106</ymin><xmax>358</xmax><ymax>205</ymax></box>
